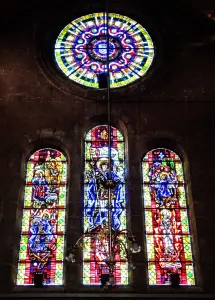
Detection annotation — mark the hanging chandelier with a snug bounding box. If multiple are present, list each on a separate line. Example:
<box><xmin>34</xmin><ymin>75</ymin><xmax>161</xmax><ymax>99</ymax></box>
<box><xmin>66</xmin><ymin>225</ymin><xmax>141</xmax><ymax>287</ymax></box>
<box><xmin>66</xmin><ymin>4</ymin><xmax>141</xmax><ymax>288</ymax></box>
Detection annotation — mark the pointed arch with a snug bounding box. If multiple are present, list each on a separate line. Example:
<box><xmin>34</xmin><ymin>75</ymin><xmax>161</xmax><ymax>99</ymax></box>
<box><xmin>83</xmin><ymin>125</ymin><xmax>128</xmax><ymax>284</ymax></box>
<box><xmin>16</xmin><ymin>148</ymin><xmax>67</xmax><ymax>285</ymax></box>
<box><xmin>142</xmin><ymin>148</ymin><xmax>195</xmax><ymax>285</ymax></box>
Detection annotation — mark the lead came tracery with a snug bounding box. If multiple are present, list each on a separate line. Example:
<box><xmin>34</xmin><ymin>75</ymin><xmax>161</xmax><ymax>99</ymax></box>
<box><xmin>17</xmin><ymin>149</ymin><xmax>67</xmax><ymax>285</ymax></box>
<box><xmin>55</xmin><ymin>13</ymin><xmax>154</xmax><ymax>88</ymax></box>
<box><xmin>83</xmin><ymin>125</ymin><xmax>128</xmax><ymax>284</ymax></box>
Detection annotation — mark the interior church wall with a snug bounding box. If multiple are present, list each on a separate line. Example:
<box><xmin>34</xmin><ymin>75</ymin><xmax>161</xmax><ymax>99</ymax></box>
<box><xmin>0</xmin><ymin>0</ymin><xmax>214</xmax><ymax>293</ymax></box>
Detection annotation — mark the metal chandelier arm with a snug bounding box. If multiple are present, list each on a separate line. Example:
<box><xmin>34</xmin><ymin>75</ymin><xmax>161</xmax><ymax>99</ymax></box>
<box><xmin>65</xmin><ymin>227</ymin><xmax>141</xmax><ymax>263</ymax></box>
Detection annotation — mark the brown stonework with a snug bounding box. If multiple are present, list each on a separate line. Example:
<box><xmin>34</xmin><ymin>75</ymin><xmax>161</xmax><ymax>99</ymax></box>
<box><xmin>0</xmin><ymin>0</ymin><xmax>214</xmax><ymax>296</ymax></box>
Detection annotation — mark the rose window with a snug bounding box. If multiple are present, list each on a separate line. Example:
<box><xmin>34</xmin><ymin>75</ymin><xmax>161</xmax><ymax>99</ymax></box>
<box><xmin>55</xmin><ymin>13</ymin><xmax>154</xmax><ymax>89</ymax></box>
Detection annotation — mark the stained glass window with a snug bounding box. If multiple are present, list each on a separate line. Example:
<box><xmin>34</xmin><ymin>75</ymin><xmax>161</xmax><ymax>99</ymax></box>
<box><xmin>16</xmin><ymin>149</ymin><xmax>67</xmax><ymax>285</ymax></box>
<box><xmin>55</xmin><ymin>13</ymin><xmax>154</xmax><ymax>89</ymax></box>
<box><xmin>142</xmin><ymin>149</ymin><xmax>195</xmax><ymax>285</ymax></box>
<box><xmin>83</xmin><ymin>125</ymin><xmax>128</xmax><ymax>284</ymax></box>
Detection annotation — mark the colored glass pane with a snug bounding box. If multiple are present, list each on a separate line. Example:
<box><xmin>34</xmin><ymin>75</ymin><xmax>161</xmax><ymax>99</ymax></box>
<box><xmin>84</xmin><ymin>125</ymin><xmax>128</xmax><ymax>284</ymax></box>
<box><xmin>142</xmin><ymin>148</ymin><xmax>195</xmax><ymax>285</ymax></box>
<box><xmin>16</xmin><ymin>149</ymin><xmax>67</xmax><ymax>285</ymax></box>
<box><xmin>55</xmin><ymin>13</ymin><xmax>154</xmax><ymax>89</ymax></box>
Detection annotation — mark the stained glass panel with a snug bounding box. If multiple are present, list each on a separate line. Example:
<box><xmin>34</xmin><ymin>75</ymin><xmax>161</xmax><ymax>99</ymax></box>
<box><xmin>142</xmin><ymin>148</ymin><xmax>195</xmax><ymax>285</ymax></box>
<box><xmin>83</xmin><ymin>125</ymin><xmax>128</xmax><ymax>284</ymax></box>
<box><xmin>55</xmin><ymin>13</ymin><xmax>154</xmax><ymax>89</ymax></box>
<box><xmin>16</xmin><ymin>149</ymin><xmax>67</xmax><ymax>285</ymax></box>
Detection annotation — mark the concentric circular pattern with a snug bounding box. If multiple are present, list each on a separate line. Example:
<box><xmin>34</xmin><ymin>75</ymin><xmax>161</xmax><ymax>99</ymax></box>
<box><xmin>87</xmin><ymin>36</ymin><xmax>121</xmax><ymax>62</ymax></box>
<box><xmin>55</xmin><ymin>13</ymin><xmax>155</xmax><ymax>89</ymax></box>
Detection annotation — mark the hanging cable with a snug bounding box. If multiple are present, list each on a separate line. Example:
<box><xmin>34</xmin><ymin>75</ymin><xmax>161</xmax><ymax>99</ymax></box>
<box><xmin>105</xmin><ymin>0</ymin><xmax>113</xmax><ymax>276</ymax></box>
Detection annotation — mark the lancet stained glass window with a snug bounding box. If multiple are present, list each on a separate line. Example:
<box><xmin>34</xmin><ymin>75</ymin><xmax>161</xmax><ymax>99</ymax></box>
<box><xmin>142</xmin><ymin>149</ymin><xmax>195</xmax><ymax>285</ymax></box>
<box><xmin>83</xmin><ymin>125</ymin><xmax>128</xmax><ymax>284</ymax></box>
<box><xmin>17</xmin><ymin>149</ymin><xmax>67</xmax><ymax>285</ymax></box>
<box><xmin>55</xmin><ymin>13</ymin><xmax>154</xmax><ymax>89</ymax></box>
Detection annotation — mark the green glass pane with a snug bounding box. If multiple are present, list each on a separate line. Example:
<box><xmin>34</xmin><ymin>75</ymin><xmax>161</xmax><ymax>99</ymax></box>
<box><xmin>57</xmin><ymin>210</ymin><xmax>66</xmax><ymax>233</ymax></box>
<box><xmin>178</xmin><ymin>186</ymin><xmax>187</xmax><ymax>207</ymax></box>
<box><xmin>143</xmin><ymin>186</ymin><xmax>151</xmax><ymax>207</ymax></box>
<box><xmin>142</xmin><ymin>162</ymin><xmax>150</xmax><ymax>182</ymax></box>
<box><xmin>56</xmin><ymin>236</ymin><xmax>65</xmax><ymax>260</ymax></box>
<box><xmin>180</xmin><ymin>210</ymin><xmax>190</xmax><ymax>233</ymax></box>
<box><xmin>146</xmin><ymin>235</ymin><xmax>155</xmax><ymax>260</ymax></box>
<box><xmin>183</xmin><ymin>236</ymin><xmax>193</xmax><ymax>260</ymax></box>
<box><xmin>148</xmin><ymin>263</ymin><xmax>156</xmax><ymax>285</ymax></box>
<box><xmin>58</xmin><ymin>186</ymin><xmax>66</xmax><ymax>207</ymax></box>
<box><xmin>186</xmin><ymin>264</ymin><xmax>195</xmax><ymax>285</ymax></box>
<box><xmin>24</xmin><ymin>186</ymin><xmax>32</xmax><ymax>207</ymax></box>
<box><xmin>145</xmin><ymin>210</ymin><xmax>153</xmax><ymax>233</ymax></box>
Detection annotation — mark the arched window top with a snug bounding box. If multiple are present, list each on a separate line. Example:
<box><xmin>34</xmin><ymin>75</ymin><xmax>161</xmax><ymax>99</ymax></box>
<box><xmin>85</xmin><ymin>125</ymin><xmax>124</xmax><ymax>141</ymax></box>
<box><xmin>28</xmin><ymin>148</ymin><xmax>67</xmax><ymax>162</ymax></box>
<box><xmin>142</xmin><ymin>148</ymin><xmax>195</xmax><ymax>285</ymax></box>
<box><xmin>17</xmin><ymin>148</ymin><xmax>68</xmax><ymax>285</ymax></box>
<box><xmin>143</xmin><ymin>148</ymin><xmax>181</xmax><ymax>162</ymax></box>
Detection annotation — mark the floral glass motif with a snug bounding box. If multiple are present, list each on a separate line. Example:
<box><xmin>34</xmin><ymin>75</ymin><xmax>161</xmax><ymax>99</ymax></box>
<box><xmin>143</xmin><ymin>149</ymin><xmax>195</xmax><ymax>285</ymax></box>
<box><xmin>84</xmin><ymin>125</ymin><xmax>128</xmax><ymax>284</ymax></box>
<box><xmin>16</xmin><ymin>149</ymin><xmax>67</xmax><ymax>285</ymax></box>
<box><xmin>55</xmin><ymin>13</ymin><xmax>154</xmax><ymax>89</ymax></box>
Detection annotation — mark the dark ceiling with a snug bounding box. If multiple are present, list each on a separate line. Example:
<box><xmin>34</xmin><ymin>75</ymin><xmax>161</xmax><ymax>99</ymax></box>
<box><xmin>1</xmin><ymin>0</ymin><xmax>215</xmax><ymax>50</ymax></box>
<box><xmin>1</xmin><ymin>0</ymin><xmax>213</xmax><ymax>38</ymax></box>
<box><xmin>1</xmin><ymin>0</ymin><xmax>215</xmax><ymax>19</ymax></box>
<box><xmin>0</xmin><ymin>0</ymin><xmax>214</xmax><ymax>100</ymax></box>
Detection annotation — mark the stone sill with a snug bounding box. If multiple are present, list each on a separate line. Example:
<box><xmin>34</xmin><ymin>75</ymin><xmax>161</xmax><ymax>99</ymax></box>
<box><xmin>0</xmin><ymin>291</ymin><xmax>213</xmax><ymax>299</ymax></box>
<box><xmin>146</xmin><ymin>285</ymin><xmax>203</xmax><ymax>293</ymax></box>
<box><xmin>13</xmin><ymin>286</ymin><xmax>64</xmax><ymax>292</ymax></box>
<box><xmin>2</xmin><ymin>285</ymin><xmax>206</xmax><ymax>299</ymax></box>
<box><xmin>12</xmin><ymin>285</ymin><xmax>203</xmax><ymax>294</ymax></box>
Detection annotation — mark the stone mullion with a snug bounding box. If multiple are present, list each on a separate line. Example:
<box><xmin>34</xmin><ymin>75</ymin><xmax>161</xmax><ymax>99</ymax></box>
<box><xmin>127</xmin><ymin>134</ymin><xmax>147</xmax><ymax>292</ymax></box>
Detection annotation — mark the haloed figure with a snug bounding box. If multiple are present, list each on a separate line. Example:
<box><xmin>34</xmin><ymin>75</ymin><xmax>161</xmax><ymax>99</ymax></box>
<box><xmin>32</xmin><ymin>170</ymin><xmax>48</xmax><ymax>203</ymax></box>
<box><xmin>150</xmin><ymin>163</ymin><xmax>178</xmax><ymax>207</ymax></box>
<box><xmin>29</xmin><ymin>211</ymin><xmax>56</xmax><ymax>269</ymax></box>
<box><xmin>86</xmin><ymin>158</ymin><xmax>123</xmax><ymax>230</ymax></box>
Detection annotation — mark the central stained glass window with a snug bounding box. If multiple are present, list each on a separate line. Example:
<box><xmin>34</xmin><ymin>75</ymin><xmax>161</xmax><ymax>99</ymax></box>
<box><xmin>83</xmin><ymin>125</ymin><xmax>128</xmax><ymax>284</ymax></box>
<box><xmin>55</xmin><ymin>13</ymin><xmax>154</xmax><ymax>89</ymax></box>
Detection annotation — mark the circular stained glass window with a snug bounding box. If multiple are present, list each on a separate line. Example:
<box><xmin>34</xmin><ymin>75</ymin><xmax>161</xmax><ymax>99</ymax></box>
<box><xmin>55</xmin><ymin>13</ymin><xmax>155</xmax><ymax>89</ymax></box>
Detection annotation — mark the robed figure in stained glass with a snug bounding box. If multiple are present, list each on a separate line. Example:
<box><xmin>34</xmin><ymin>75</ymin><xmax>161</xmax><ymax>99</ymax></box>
<box><xmin>143</xmin><ymin>149</ymin><xmax>195</xmax><ymax>285</ymax></box>
<box><xmin>83</xmin><ymin>125</ymin><xmax>128</xmax><ymax>285</ymax></box>
<box><xmin>32</xmin><ymin>170</ymin><xmax>48</xmax><ymax>203</ymax></box>
<box><xmin>17</xmin><ymin>149</ymin><xmax>67</xmax><ymax>285</ymax></box>
<box><xmin>29</xmin><ymin>210</ymin><xmax>56</xmax><ymax>269</ymax></box>
<box><xmin>149</xmin><ymin>162</ymin><xmax>178</xmax><ymax>207</ymax></box>
<box><xmin>85</xmin><ymin>156</ymin><xmax>123</xmax><ymax>230</ymax></box>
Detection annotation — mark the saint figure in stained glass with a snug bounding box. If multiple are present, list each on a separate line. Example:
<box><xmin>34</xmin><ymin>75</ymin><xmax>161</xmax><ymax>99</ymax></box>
<box><xmin>149</xmin><ymin>162</ymin><xmax>178</xmax><ymax>206</ymax></box>
<box><xmin>83</xmin><ymin>125</ymin><xmax>128</xmax><ymax>284</ymax></box>
<box><xmin>143</xmin><ymin>148</ymin><xmax>195</xmax><ymax>285</ymax></box>
<box><xmin>85</xmin><ymin>152</ymin><xmax>123</xmax><ymax>230</ymax></box>
<box><xmin>17</xmin><ymin>149</ymin><xmax>67</xmax><ymax>285</ymax></box>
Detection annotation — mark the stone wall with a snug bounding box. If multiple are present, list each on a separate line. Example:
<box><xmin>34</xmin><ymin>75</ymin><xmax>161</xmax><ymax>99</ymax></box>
<box><xmin>0</xmin><ymin>0</ymin><xmax>214</xmax><ymax>294</ymax></box>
